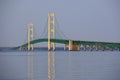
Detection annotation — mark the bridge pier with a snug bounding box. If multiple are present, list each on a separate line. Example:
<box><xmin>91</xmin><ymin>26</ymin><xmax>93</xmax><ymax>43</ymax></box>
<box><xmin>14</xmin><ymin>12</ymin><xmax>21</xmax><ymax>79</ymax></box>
<box><xmin>69</xmin><ymin>40</ymin><xmax>80</xmax><ymax>51</ymax></box>
<box><xmin>19</xmin><ymin>47</ymin><xmax>23</xmax><ymax>51</ymax></box>
<box><xmin>95</xmin><ymin>46</ymin><xmax>98</xmax><ymax>51</ymax></box>
<box><xmin>101</xmin><ymin>47</ymin><xmax>105</xmax><ymax>51</ymax></box>
<box><xmin>109</xmin><ymin>48</ymin><xmax>113</xmax><ymax>51</ymax></box>
<box><xmin>64</xmin><ymin>44</ymin><xmax>67</xmax><ymax>50</ymax></box>
<box><xmin>89</xmin><ymin>46</ymin><xmax>93</xmax><ymax>51</ymax></box>
<box><xmin>48</xmin><ymin>42</ymin><xmax>56</xmax><ymax>51</ymax></box>
<box><xmin>84</xmin><ymin>45</ymin><xmax>86</xmax><ymax>51</ymax></box>
<box><xmin>19</xmin><ymin>46</ymin><xmax>27</xmax><ymax>51</ymax></box>
<box><xmin>79</xmin><ymin>45</ymin><xmax>81</xmax><ymax>51</ymax></box>
<box><xmin>28</xmin><ymin>44</ymin><xmax>34</xmax><ymax>51</ymax></box>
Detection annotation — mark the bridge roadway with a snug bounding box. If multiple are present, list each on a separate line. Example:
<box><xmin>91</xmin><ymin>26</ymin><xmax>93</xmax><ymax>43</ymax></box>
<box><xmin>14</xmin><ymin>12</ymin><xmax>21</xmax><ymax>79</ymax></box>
<box><xmin>12</xmin><ymin>38</ymin><xmax>120</xmax><ymax>50</ymax></box>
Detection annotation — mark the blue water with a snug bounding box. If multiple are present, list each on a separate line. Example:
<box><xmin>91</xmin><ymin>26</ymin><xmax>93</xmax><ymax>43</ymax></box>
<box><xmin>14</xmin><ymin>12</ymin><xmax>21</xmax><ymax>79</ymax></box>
<box><xmin>0</xmin><ymin>51</ymin><xmax>120</xmax><ymax>80</ymax></box>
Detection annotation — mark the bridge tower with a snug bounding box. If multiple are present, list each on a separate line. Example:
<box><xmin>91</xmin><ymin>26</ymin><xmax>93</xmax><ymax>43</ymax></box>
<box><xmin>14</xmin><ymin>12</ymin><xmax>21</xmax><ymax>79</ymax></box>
<box><xmin>28</xmin><ymin>23</ymin><xmax>34</xmax><ymax>51</ymax></box>
<box><xmin>48</xmin><ymin>13</ymin><xmax>56</xmax><ymax>51</ymax></box>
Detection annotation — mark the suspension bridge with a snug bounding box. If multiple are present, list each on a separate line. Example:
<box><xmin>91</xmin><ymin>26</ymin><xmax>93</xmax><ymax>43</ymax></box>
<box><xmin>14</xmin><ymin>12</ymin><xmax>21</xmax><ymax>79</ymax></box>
<box><xmin>13</xmin><ymin>13</ymin><xmax>120</xmax><ymax>51</ymax></box>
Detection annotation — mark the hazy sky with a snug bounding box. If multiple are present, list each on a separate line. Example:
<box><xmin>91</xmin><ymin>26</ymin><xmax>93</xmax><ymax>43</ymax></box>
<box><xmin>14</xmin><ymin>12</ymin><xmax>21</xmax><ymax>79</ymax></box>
<box><xmin>0</xmin><ymin>0</ymin><xmax>120</xmax><ymax>47</ymax></box>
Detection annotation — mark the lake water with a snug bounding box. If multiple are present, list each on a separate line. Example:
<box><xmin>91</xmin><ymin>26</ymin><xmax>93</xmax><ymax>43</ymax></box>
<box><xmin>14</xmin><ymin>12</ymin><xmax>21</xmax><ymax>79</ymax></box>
<box><xmin>0</xmin><ymin>50</ymin><xmax>120</xmax><ymax>80</ymax></box>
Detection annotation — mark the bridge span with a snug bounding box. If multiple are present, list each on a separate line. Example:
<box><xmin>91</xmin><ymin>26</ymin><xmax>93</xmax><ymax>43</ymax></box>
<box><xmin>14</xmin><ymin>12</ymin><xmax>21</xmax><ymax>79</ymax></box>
<box><xmin>13</xmin><ymin>38</ymin><xmax>120</xmax><ymax>51</ymax></box>
<box><xmin>12</xmin><ymin>13</ymin><xmax>120</xmax><ymax>51</ymax></box>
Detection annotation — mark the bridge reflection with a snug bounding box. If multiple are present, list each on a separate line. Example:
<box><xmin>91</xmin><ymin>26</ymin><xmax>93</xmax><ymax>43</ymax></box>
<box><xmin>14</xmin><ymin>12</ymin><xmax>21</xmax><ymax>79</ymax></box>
<box><xmin>48</xmin><ymin>51</ymin><xmax>55</xmax><ymax>80</ymax></box>
<box><xmin>27</xmin><ymin>51</ymin><xmax>55</xmax><ymax>80</ymax></box>
<box><xmin>28</xmin><ymin>52</ymin><xmax>34</xmax><ymax>80</ymax></box>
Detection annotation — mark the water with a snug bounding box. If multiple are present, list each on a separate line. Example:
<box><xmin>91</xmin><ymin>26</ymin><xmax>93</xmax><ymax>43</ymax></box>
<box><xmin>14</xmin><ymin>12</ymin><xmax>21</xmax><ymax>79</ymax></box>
<box><xmin>0</xmin><ymin>51</ymin><xmax>120</xmax><ymax>80</ymax></box>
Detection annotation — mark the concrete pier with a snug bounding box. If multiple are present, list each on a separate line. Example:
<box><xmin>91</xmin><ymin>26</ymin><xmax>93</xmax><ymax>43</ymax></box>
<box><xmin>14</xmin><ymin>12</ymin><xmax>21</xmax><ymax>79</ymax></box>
<box><xmin>95</xmin><ymin>46</ymin><xmax>98</xmax><ymax>51</ymax></box>
<box><xmin>101</xmin><ymin>47</ymin><xmax>105</xmax><ymax>51</ymax></box>
<box><xmin>90</xmin><ymin>46</ymin><xmax>93</xmax><ymax>51</ymax></box>
<box><xmin>64</xmin><ymin>44</ymin><xmax>67</xmax><ymax>50</ymax></box>
<box><xmin>69</xmin><ymin>40</ymin><xmax>80</xmax><ymax>51</ymax></box>
<box><xmin>109</xmin><ymin>48</ymin><xmax>113</xmax><ymax>51</ymax></box>
<box><xmin>84</xmin><ymin>45</ymin><xmax>86</xmax><ymax>51</ymax></box>
<box><xmin>19</xmin><ymin>46</ymin><xmax>27</xmax><ymax>51</ymax></box>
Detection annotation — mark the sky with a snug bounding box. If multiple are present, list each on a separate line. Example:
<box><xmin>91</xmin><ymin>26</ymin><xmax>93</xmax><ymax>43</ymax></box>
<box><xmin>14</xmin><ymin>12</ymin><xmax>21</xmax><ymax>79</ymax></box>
<box><xmin>0</xmin><ymin>0</ymin><xmax>120</xmax><ymax>47</ymax></box>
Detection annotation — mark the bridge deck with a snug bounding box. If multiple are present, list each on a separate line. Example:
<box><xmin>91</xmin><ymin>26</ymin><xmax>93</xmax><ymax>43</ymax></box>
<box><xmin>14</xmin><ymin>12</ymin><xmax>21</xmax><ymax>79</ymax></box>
<box><xmin>12</xmin><ymin>38</ymin><xmax>120</xmax><ymax>50</ymax></box>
